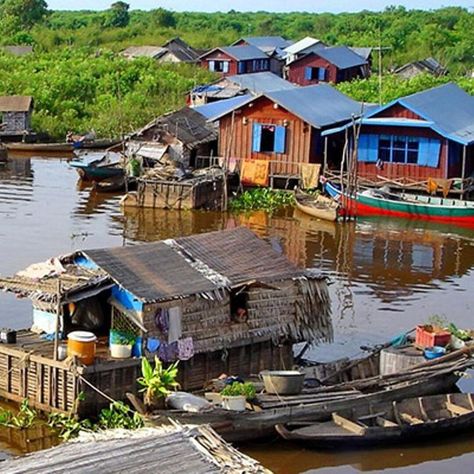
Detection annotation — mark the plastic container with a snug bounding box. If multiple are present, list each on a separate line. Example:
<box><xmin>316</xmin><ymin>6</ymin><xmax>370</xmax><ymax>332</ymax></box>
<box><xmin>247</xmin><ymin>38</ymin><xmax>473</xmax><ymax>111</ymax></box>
<box><xmin>260</xmin><ymin>370</ymin><xmax>305</xmax><ymax>395</ymax></box>
<box><xmin>424</xmin><ymin>346</ymin><xmax>446</xmax><ymax>360</ymax></box>
<box><xmin>67</xmin><ymin>331</ymin><xmax>97</xmax><ymax>365</ymax></box>
<box><xmin>415</xmin><ymin>325</ymin><xmax>451</xmax><ymax>349</ymax></box>
<box><xmin>110</xmin><ymin>343</ymin><xmax>132</xmax><ymax>359</ymax></box>
<box><xmin>221</xmin><ymin>395</ymin><xmax>246</xmax><ymax>411</ymax></box>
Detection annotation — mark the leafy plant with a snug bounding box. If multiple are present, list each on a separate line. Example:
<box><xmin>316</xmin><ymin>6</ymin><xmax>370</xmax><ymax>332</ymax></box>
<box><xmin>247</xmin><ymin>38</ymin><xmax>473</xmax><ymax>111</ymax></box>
<box><xmin>137</xmin><ymin>356</ymin><xmax>180</xmax><ymax>405</ymax></box>
<box><xmin>110</xmin><ymin>330</ymin><xmax>136</xmax><ymax>346</ymax></box>
<box><xmin>0</xmin><ymin>399</ymin><xmax>38</xmax><ymax>429</ymax></box>
<box><xmin>427</xmin><ymin>314</ymin><xmax>449</xmax><ymax>329</ymax></box>
<box><xmin>230</xmin><ymin>188</ymin><xmax>295</xmax><ymax>212</ymax></box>
<box><xmin>220</xmin><ymin>382</ymin><xmax>256</xmax><ymax>400</ymax></box>
<box><xmin>97</xmin><ymin>401</ymin><xmax>144</xmax><ymax>430</ymax></box>
<box><xmin>48</xmin><ymin>412</ymin><xmax>94</xmax><ymax>441</ymax></box>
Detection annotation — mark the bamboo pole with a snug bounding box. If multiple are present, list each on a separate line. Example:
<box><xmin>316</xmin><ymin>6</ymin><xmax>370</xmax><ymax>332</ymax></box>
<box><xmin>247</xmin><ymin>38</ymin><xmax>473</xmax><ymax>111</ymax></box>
<box><xmin>53</xmin><ymin>280</ymin><xmax>61</xmax><ymax>361</ymax></box>
<box><xmin>461</xmin><ymin>145</ymin><xmax>467</xmax><ymax>199</ymax></box>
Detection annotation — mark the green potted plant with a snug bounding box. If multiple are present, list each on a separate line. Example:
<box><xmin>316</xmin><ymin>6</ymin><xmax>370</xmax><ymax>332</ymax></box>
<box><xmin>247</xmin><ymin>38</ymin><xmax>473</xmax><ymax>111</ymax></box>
<box><xmin>137</xmin><ymin>356</ymin><xmax>180</xmax><ymax>410</ymax></box>
<box><xmin>220</xmin><ymin>382</ymin><xmax>256</xmax><ymax>412</ymax></box>
<box><xmin>109</xmin><ymin>330</ymin><xmax>136</xmax><ymax>359</ymax></box>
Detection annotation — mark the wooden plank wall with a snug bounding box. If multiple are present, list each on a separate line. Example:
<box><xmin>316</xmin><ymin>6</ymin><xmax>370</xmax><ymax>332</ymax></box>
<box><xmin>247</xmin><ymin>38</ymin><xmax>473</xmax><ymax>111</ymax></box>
<box><xmin>218</xmin><ymin>97</ymin><xmax>312</xmax><ymax>176</ymax></box>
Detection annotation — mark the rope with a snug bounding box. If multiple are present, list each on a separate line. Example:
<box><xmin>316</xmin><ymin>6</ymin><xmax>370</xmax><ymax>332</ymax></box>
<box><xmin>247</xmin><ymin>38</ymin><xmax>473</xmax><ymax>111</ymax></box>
<box><xmin>0</xmin><ymin>350</ymin><xmax>34</xmax><ymax>377</ymax></box>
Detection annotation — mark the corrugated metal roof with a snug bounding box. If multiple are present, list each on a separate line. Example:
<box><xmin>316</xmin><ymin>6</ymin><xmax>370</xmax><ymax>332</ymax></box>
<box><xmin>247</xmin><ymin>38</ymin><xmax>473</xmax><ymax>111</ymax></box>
<box><xmin>81</xmin><ymin>227</ymin><xmax>305</xmax><ymax>302</ymax></box>
<box><xmin>266</xmin><ymin>84</ymin><xmax>368</xmax><ymax>128</ymax></box>
<box><xmin>284</xmin><ymin>37</ymin><xmax>323</xmax><ymax>55</ymax></box>
<box><xmin>122</xmin><ymin>46</ymin><xmax>167</xmax><ymax>59</ymax></box>
<box><xmin>349</xmin><ymin>47</ymin><xmax>373</xmax><ymax>61</ymax></box>
<box><xmin>162</xmin><ymin>37</ymin><xmax>200</xmax><ymax>62</ymax></box>
<box><xmin>368</xmin><ymin>83</ymin><xmax>474</xmax><ymax>145</ymax></box>
<box><xmin>220</xmin><ymin>45</ymin><xmax>269</xmax><ymax>61</ymax></box>
<box><xmin>313</xmin><ymin>46</ymin><xmax>367</xmax><ymax>69</ymax></box>
<box><xmin>2</xmin><ymin>45</ymin><xmax>33</xmax><ymax>56</ymax></box>
<box><xmin>238</xmin><ymin>36</ymin><xmax>292</xmax><ymax>53</ymax></box>
<box><xmin>193</xmin><ymin>94</ymin><xmax>254</xmax><ymax>121</ymax></box>
<box><xmin>0</xmin><ymin>96</ymin><xmax>33</xmax><ymax>112</ymax></box>
<box><xmin>226</xmin><ymin>72</ymin><xmax>296</xmax><ymax>94</ymax></box>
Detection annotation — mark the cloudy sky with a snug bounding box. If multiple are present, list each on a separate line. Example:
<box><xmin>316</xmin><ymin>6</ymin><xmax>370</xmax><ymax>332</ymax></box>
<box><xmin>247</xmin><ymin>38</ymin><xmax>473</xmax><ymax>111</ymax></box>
<box><xmin>47</xmin><ymin>1</ymin><xmax>473</xmax><ymax>13</ymax></box>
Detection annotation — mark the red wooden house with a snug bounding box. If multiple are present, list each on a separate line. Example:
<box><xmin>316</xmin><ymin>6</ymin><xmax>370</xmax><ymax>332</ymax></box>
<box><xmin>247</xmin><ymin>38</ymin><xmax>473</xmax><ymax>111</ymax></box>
<box><xmin>195</xmin><ymin>84</ymin><xmax>367</xmax><ymax>183</ymax></box>
<box><xmin>287</xmin><ymin>46</ymin><xmax>369</xmax><ymax>86</ymax></box>
<box><xmin>322</xmin><ymin>83</ymin><xmax>474</xmax><ymax>191</ymax></box>
<box><xmin>199</xmin><ymin>45</ymin><xmax>271</xmax><ymax>77</ymax></box>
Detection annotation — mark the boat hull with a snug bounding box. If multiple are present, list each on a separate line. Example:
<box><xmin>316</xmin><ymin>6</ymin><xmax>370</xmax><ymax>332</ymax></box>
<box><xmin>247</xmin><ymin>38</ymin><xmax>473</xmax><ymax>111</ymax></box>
<box><xmin>70</xmin><ymin>161</ymin><xmax>124</xmax><ymax>181</ymax></box>
<box><xmin>295</xmin><ymin>192</ymin><xmax>338</xmax><ymax>222</ymax></box>
<box><xmin>325</xmin><ymin>181</ymin><xmax>474</xmax><ymax>226</ymax></box>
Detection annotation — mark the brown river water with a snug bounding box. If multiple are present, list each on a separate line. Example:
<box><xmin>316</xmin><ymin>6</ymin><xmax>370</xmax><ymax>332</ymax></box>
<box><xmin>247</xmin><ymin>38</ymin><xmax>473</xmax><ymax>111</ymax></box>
<box><xmin>0</xmin><ymin>156</ymin><xmax>473</xmax><ymax>471</ymax></box>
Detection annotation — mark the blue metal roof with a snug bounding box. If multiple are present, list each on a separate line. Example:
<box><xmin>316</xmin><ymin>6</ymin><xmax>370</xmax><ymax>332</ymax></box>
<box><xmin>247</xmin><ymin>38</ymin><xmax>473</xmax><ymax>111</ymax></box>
<box><xmin>220</xmin><ymin>45</ymin><xmax>269</xmax><ymax>61</ymax></box>
<box><xmin>367</xmin><ymin>83</ymin><xmax>474</xmax><ymax>145</ymax></box>
<box><xmin>315</xmin><ymin>46</ymin><xmax>367</xmax><ymax>69</ymax></box>
<box><xmin>193</xmin><ymin>94</ymin><xmax>254</xmax><ymax>121</ymax></box>
<box><xmin>226</xmin><ymin>72</ymin><xmax>295</xmax><ymax>94</ymax></box>
<box><xmin>239</xmin><ymin>36</ymin><xmax>292</xmax><ymax>51</ymax></box>
<box><xmin>266</xmin><ymin>84</ymin><xmax>371</xmax><ymax>129</ymax></box>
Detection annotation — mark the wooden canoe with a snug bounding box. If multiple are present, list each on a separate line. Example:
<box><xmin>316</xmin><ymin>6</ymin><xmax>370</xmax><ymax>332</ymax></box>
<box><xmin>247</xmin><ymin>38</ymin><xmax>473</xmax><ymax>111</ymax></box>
<box><xmin>150</xmin><ymin>348</ymin><xmax>474</xmax><ymax>443</ymax></box>
<box><xmin>325</xmin><ymin>181</ymin><xmax>474</xmax><ymax>227</ymax></box>
<box><xmin>275</xmin><ymin>392</ymin><xmax>474</xmax><ymax>448</ymax></box>
<box><xmin>70</xmin><ymin>158</ymin><xmax>124</xmax><ymax>182</ymax></box>
<box><xmin>295</xmin><ymin>190</ymin><xmax>339</xmax><ymax>222</ymax></box>
<box><xmin>93</xmin><ymin>176</ymin><xmax>136</xmax><ymax>193</ymax></box>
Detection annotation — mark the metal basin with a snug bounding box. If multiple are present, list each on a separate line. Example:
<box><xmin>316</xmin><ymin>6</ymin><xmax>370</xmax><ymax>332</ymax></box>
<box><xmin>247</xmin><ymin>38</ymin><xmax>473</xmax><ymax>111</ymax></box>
<box><xmin>260</xmin><ymin>370</ymin><xmax>305</xmax><ymax>395</ymax></box>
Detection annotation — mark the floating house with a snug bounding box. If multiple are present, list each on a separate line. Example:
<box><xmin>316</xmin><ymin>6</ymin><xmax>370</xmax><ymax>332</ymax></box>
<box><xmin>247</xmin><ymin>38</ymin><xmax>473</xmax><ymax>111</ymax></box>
<box><xmin>0</xmin><ymin>227</ymin><xmax>331</xmax><ymax>416</ymax></box>
<box><xmin>200</xmin><ymin>84</ymin><xmax>369</xmax><ymax>185</ymax></box>
<box><xmin>189</xmin><ymin>71</ymin><xmax>295</xmax><ymax>105</ymax></box>
<box><xmin>128</xmin><ymin>106</ymin><xmax>217</xmax><ymax>167</ymax></box>
<box><xmin>286</xmin><ymin>46</ymin><xmax>370</xmax><ymax>86</ymax></box>
<box><xmin>232</xmin><ymin>36</ymin><xmax>293</xmax><ymax>75</ymax></box>
<box><xmin>322</xmin><ymin>83</ymin><xmax>474</xmax><ymax>193</ymax></box>
<box><xmin>0</xmin><ymin>95</ymin><xmax>34</xmax><ymax>138</ymax></box>
<box><xmin>199</xmin><ymin>45</ymin><xmax>271</xmax><ymax>76</ymax></box>
<box><xmin>394</xmin><ymin>58</ymin><xmax>447</xmax><ymax>79</ymax></box>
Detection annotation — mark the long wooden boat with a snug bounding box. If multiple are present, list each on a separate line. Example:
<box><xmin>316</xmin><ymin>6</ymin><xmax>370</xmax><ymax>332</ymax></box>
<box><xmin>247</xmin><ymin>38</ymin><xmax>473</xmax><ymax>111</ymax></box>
<box><xmin>6</xmin><ymin>139</ymin><xmax>121</xmax><ymax>156</ymax></box>
<box><xmin>151</xmin><ymin>347</ymin><xmax>474</xmax><ymax>442</ymax></box>
<box><xmin>93</xmin><ymin>175</ymin><xmax>136</xmax><ymax>193</ymax></box>
<box><xmin>295</xmin><ymin>190</ymin><xmax>339</xmax><ymax>222</ymax></box>
<box><xmin>324</xmin><ymin>181</ymin><xmax>474</xmax><ymax>227</ymax></box>
<box><xmin>275</xmin><ymin>392</ymin><xmax>474</xmax><ymax>448</ymax></box>
<box><xmin>70</xmin><ymin>158</ymin><xmax>124</xmax><ymax>182</ymax></box>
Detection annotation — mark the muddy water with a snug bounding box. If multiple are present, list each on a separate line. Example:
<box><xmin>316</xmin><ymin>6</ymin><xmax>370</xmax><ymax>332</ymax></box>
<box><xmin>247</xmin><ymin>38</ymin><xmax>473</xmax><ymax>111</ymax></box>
<box><xmin>0</xmin><ymin>157</ymin><xmax>473</xmax><ymax>471</ymax></box>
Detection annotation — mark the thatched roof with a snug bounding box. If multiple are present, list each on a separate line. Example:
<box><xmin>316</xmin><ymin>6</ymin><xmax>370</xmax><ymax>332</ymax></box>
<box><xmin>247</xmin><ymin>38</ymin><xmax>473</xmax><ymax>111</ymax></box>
<box><xmin>82</xmin><ymin>227</ymin><xmax>307</xmax><ymax>303</ymax></box>
<box><xmin>0</xmin><ymin>96</ymin><xmax>33</xmax><ymax>112</ymax></box>
<box><xmin>133</xmin><ymin>107</ymin><xmax>217</xmax><ymax>148</ymax></box>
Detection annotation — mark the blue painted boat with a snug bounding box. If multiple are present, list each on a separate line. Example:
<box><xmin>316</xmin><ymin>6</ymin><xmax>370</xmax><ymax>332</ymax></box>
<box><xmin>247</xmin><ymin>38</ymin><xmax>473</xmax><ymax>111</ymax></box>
<box><xmin>70</xmin><ymin>158</ymin><xmax>124</xmax><ymax>181</ymax></box>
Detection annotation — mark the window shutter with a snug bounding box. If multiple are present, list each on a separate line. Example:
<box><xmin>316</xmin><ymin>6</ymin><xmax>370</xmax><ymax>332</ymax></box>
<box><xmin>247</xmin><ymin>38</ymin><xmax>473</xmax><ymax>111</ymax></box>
<box><xmin>305</xmin><ymin>67</ymin><xmax>312</xmax><ymax>80</ymax></box>
<box><xmin>419</xmin><ymin>138</ymin><xmax>441</xmax><ymax>167</ymax></box>
<box><xmin>358</xmin><ymin>134</ymin><xmax>378</xmax><ymax>162</ymax></box>
<box><xmin>318</xmin><ymin>67</ymin><xmax>326</xmax><ymax>81</ymax></box>
<box><xmin>274</xmin><ymin>126</ymin><xmax>286</xmax><ymax>154</ymax></box>
<box><xmin>252</xmin><ymin>123</ymin><xmax>262</xmax><ymax>152</ymax></box>
<box><xmin>222</xmin><ymin>61</ymin><xmax>229</xmax><ymax>73</ymax></box>
<box><xmin>238</xmin><ymin>62</ymin><xmax>245</xmax><ymax>74</ymax></box>
<box><xmin>209</xmin><ymin>60</ymin><xmax>215</xmax><ymax>72</ymax></box>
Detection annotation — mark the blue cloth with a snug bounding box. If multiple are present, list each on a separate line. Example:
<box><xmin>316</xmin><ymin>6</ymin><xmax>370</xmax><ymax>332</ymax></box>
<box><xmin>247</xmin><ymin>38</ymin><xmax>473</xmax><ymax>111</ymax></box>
<box><xmin>146</xmin><ymin>338</ymin><xmax>160</xmax><ymax>353</ymax></box>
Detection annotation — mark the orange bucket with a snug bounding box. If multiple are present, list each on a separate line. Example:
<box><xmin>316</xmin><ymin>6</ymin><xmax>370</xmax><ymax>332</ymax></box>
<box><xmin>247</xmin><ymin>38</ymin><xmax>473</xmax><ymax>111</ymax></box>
<box><xmin>67</xmin><ymin>331</ymin><xmax>97</xmax><ymax>365</ymax></box>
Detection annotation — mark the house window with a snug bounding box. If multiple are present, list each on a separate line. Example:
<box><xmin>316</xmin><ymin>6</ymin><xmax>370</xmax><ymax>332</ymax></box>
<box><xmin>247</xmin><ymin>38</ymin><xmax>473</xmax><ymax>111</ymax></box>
<box><xmin>359</xmin><ymin>134</ymin><xmax>440</xmax><ymax>167</ymax></box>
<box><xmin>305</xmin><ymin>67</ymin><xmax>328</xmax><ymax>81</ymax></box>
<box><xmin>209</xmin><ymin>60</ymin><xmax>229</xmax><ymax>73</ymax></box>
<box><xmin>230</xmin><ymin>289</ymin><xmax>248</xmax><ymax>324</ymax></box>
<box><xmin>252</xmin><ymin>123</ymin><xmax>286</xmax><ymax>154</ymax></box>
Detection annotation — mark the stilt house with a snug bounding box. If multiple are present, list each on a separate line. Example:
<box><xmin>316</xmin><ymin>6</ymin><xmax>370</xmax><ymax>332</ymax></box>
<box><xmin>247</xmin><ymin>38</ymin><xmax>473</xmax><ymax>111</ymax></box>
<box><xmin>322</xmin><ymin>83</ymin><xmax>474</xmax><ymax>193</ymax></box>
<box><xmin>0</xmin><ymin>227</ymin><xmax>331</xmax><ymax>416</ymax></box>
<box><xmin>0</xmin><ymin>96</ymin><xmax>33</xmax><ymax>137</ymax></box>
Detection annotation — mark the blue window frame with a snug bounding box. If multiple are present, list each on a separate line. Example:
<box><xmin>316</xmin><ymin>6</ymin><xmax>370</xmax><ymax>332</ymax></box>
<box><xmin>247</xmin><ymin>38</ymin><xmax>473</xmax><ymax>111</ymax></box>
<box><xmin>305</xmin><ymin>67</ymin><xmax>327</xmax><ymax>81</ymax></box>
<box><xmin>359</xmin><ymin>134</ymin><xmax>440</xmax><ymax>168</ymax></box>
<box><xmin>252</xmin><ymin>123</ymin><xmax>286</xmax><ymax>154</ymax></box>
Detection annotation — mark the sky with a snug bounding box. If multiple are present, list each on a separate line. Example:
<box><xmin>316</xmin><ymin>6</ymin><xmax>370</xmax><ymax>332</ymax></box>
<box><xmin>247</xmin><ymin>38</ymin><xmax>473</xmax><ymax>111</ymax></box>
<box><xmin>47</xmin><ymin>1</ymin><xmax>473</xmax><ymax>14</ymax></box>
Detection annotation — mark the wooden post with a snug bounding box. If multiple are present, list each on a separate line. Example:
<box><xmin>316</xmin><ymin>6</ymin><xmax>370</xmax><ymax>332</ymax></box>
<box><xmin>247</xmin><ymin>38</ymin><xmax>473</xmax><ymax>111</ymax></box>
<box><xmin>323</xmin><ymin>136</ymin><xmax>328</xmax><ymax>176</ymax></box>
<box><xmin>461</xmin><ymin>145</ymin><xmax>467</xmax><ymax>199</ymax></box>
<box><xmin>54</xmin><ymin>280</ymin><xmax>61</xmax><ymax>361</ymax></box>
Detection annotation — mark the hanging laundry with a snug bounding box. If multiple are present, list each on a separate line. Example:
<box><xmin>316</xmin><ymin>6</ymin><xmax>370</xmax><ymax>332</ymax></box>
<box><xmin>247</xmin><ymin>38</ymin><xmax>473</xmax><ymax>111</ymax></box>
<box><xmin>177</xmin><ymin>337</ymin><xmax>194</xmax><ymax>360</ymax></box>
<box><xmin>155</xmin><ymin>308</ymin><xmax>169</xmax><ymax>336</ymax></box>
<box><xmin>168</xmin><ymin>306</ymin><xmax>182</xmax><ymax>343</ymax></box>
<box><xmin>146</xmin><ymin>338</ymin><xmax>160</xmax><ymax>353</ymax></box>
<box><xmin>158</xmin><ymin>341</ymin><xmax>178</xmax><ymax>362</ymax></box>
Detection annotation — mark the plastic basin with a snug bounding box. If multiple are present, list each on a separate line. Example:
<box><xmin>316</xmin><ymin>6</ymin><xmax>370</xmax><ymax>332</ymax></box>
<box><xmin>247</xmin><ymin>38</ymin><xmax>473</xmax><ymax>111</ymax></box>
<box><xmin>424</xmin><ymin>346</ymin><xmax>446</xmax><ymax>360</ymax></box>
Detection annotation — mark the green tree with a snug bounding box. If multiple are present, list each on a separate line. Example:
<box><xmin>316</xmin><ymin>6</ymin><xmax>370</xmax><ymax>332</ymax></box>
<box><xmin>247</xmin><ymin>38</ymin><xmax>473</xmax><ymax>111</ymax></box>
<box><xmin>152</xmin><ymin>8</ymin><xmax>176</xmax><ymax>28</ymax></box>
<box><xmin>0</xmin><ymin>0</ymin><xmax>48</xmax><ymax>29</ymax></box>
<box><xmin>104</xmin><ymin>1</ymin><xmax>130</xmax><ymax>28</ymax></box>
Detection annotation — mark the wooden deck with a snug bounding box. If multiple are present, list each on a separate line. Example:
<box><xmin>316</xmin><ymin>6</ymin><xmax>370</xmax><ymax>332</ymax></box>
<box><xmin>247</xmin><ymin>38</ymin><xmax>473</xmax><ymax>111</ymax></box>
<box><xmin>0</xmin><ymin>330</ymin><xmax>142</xmax><ymax>416</ymax></box>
